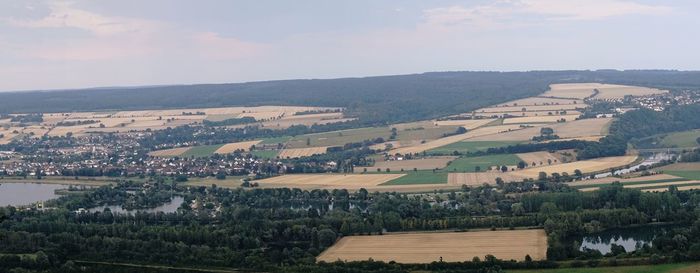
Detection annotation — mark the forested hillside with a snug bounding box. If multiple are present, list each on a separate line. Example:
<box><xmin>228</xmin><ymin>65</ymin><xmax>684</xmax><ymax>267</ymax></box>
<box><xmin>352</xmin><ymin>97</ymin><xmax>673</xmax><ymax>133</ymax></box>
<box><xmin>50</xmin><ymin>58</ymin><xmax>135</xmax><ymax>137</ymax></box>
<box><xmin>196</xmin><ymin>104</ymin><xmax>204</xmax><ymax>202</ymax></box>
<box><xmin>2</xmin><ymin>70</ymin><xmax>700</xmax><ymax>125</ymax></box>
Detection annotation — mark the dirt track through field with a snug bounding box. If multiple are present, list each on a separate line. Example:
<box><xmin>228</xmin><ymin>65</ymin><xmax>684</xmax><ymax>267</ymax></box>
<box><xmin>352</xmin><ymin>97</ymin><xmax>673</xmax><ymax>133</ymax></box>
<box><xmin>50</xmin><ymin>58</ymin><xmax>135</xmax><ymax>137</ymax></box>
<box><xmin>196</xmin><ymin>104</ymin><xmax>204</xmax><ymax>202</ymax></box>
<box><xmin>317</xmin><ymin>229</ymin><xmax>547</xmax><ymax>263</ymax></box>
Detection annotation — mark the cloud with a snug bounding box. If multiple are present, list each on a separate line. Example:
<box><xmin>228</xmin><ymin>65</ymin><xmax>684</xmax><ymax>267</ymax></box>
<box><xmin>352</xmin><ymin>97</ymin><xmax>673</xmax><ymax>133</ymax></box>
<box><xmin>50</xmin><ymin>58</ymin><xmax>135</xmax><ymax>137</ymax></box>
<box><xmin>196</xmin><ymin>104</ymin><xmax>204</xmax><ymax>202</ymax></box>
<box><xmin>2</xmin><ymin>1</ymin><xmax>270</xmax><ymax>62</ymax></box>
<box><xmin>423</xmin><ymin>0</ymin><xmax>673</xmax><ymax>28</ymax></box>
<box><xmin>4</xmin><ymin>1</ymin><xmax>162</xmax><ymax>36</ymax></box>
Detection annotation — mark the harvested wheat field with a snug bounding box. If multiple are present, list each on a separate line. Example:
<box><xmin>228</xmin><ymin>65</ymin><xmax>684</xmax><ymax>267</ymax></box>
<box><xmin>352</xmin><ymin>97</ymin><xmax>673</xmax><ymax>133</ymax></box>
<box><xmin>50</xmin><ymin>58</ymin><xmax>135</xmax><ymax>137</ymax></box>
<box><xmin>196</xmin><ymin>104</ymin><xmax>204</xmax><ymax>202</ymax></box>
<box><xmin>470</xmin><ymin>118</ymin><xmax>611</xmax><ymax>142</ymax></box>
<box><xmin>433</xmin><ymin>119</ymin><xmax>494</xmax><ymax>129</ymax></box>
<box><xmin>317</xmin><ymin>229</ymin><xmax>547</xmax><ymax>263</ymax></box>
<box><xmin>214</xmin><ymin>140</ymin><xmax>262</xmax><ymax>153</ymax></box>
<box><xmin>475</xmin><ymin>110</ymin><xmax>582</xmax><ymax>118</ymax></box>
<box><xmin>255</xmin><ymin>174</ymin><xmax>405</xmax><ymax>190</ymax></box>
<box><xmin>359</xmin><ymin>157</ymin><xmax>456</xmax><ymax>173</ymax></box>
<box><xmin>544</xmin><ymin>83</ymin><xmax>666</xmax><ymax>100</ymax></box>
<box><xmin>643</xmin><ymin>185</ymin><xmax>700</xmax><ymax>192</ymax></box>
<box><xmin>516</xmin><ymin>151</ymin><xmax>562</xmax><ymax>166</ymax></box>
<box><xmin>656</xmin><ymin>163</ymin><xmax>700</xmax><ymax>171</ymax></box>
<box><xmin>502</xmin><ymin>115</ymin><xmax>580</xmax><ymax>124</ymax></box>
<box><xmin>391</xmin><ymin>125</ymin><xmax>524</xmax><ymax>155</ymax></box>
<box><xmin>567</xmin><ymin>174</ymin><xmax>683</xmax><ymax>188</ymax></box>
<box><xmin>512</xmin><ymin>156</ymin><xmax>638</xmax><ymax>179</ymax></box>
<box><xmin>448</xmin><ymin>172</ymin><xmax>524</xmax><ymax>186</ymax></box>
<box><xmin>148</xmin><ymin>147</ymin><xmax>191</xmax><ymax>157</ymax></box>
<box><xmin>542</xmin><ymin>136</ymin><xmax>604</xmax><ymax>143</ymax></box>
<box><xmin>497</xmin><ymin>97</ymin><xmax>584</xmax><ymax>107</ymax></box>
<box><xmin>278</xmin><ymin>146</ymin><xmax>330</xmax><ymax>158</ymax></box>
<box><xmin>477</xmin><ymin>104</ymin><xmax>581</xmax><ymax>113</ymax></box>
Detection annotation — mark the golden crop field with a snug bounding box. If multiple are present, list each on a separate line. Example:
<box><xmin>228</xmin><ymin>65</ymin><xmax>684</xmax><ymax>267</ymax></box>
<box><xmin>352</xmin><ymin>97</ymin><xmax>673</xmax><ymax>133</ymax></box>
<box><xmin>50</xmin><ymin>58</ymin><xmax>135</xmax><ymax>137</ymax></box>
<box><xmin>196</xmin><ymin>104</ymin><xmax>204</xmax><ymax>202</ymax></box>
<box><xmin>391</xmin><ymin>124</ymin><xmax>524</xmax><ymax>155</ymax></box>
<box><xmin>278</xmin><ymin>146</ymin><xmax>330</xmax><ymax>158</ymax></box>
<box><xmin>544</xmin><ymin>83</ymin><xmax>667</xmax><ymax>100</ymax></box>
<box><xmin>214</xmin><ymin>140</ymin><xmax>262</xmax><ymax>153</ymax></box>
<box><xmin>496</xmin><ymin>97</ymin><xmax>584</xmax><ymax>107</ymax></box>
<box><xmin>511</xmin><ymin>155</ymin><xmax>638</xmax><ymax>179</ymax></box>
<box><xmin>317</xmin><ymin>229</ymin><xmax>547</xmax><ymax>263</ymax></box>
<box><xmin>469</xmin><ymin>118</ymin><xmax>611</xmax><ymax>142</ymax></box>
<box><xmin>474</xmin><ymin>110</ymin><xmax>582</xmax><ymax>118</ymax></box>
<box><xmin>656</xmin><ymin>163</ymin><xmax>700</xmax><ymax>171</ymax></box>
<box><xmin>448</xmin><ymin>172</ymin><xmax>523</xmax><ymax>186</ymax></box>
<box><xmin>432</xmin><ymin>119</ymin><xmax>495</xmax><ymax>129</ymax></box>
<box><xmin>516</xmin><ymin>151</ymin><xmax>562</xmax><ymax>166</ymax></box>
<box><xmin>148</xmin><ymin>147</ymin><xmax>191</xmax><ymax>157</ymax></box>
<box><xmin>477</xmin><ymin>104</ymin><xmax>581</xmax><ymax>113</ymax></box>
<box><xmin>643</xmin><ymin>185</ymin><xmax>700</xmax><ymax>192</ymax></box>
<box><xmin>255</xmin><ymin>174</ymin><xmax>406</xmax><ymax>190</ymax></box>
<box><xmin>502</xmin><ymin>114</ymin><xmax>580</xmax><ymax>124</ymax></box>
<box><xmin>567</xmin><ymin>174</ymin><xmax>682</xmax><ymax>188</ymax></box>
<box><xmin>358</xmin><ymin>157</ymin><xmax>456</xmax><ymax>173</ymax></box>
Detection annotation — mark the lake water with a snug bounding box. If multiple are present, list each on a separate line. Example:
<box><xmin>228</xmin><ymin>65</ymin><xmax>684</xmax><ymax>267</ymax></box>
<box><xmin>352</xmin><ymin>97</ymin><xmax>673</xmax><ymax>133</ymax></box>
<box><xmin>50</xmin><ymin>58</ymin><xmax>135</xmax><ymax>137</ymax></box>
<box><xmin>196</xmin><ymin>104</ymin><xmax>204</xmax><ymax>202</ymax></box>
<box><xmin>88</xmin><ymin>196</ymin><xmax>184</xmax><ymax>214</ymax></box>
<box><xmin>578</xmin><ymin>225</ymin><xmax>675</xmax><ymax>254</ymax></box>
<box><xmin>0</xmin><ymin>183</ymin><xmax>68</xmax><ymax>206</ymax></box>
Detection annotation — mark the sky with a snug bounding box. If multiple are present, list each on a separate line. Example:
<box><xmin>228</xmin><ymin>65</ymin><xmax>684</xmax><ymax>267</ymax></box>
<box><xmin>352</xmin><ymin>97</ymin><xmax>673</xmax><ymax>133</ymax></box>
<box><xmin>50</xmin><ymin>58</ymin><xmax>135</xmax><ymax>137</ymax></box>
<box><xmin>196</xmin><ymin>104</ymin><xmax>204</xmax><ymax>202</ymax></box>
<box><xmin>1</xmin><ymin>0</ymin><xmax>699</xmax><ymax>91</ymax></box>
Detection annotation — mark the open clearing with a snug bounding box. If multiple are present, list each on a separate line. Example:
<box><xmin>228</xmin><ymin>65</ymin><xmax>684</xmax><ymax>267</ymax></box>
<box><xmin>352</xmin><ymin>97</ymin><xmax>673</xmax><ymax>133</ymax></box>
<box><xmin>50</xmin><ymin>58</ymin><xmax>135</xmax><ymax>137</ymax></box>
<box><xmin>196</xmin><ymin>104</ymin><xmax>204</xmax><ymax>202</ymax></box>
<box><xmin>20</xmin><ymin>106</ymin><xmax>346</xmax><ymax>137</ymax></box>
<box><xmin>391</xmin><ymin>125</ymin><xmax>524</xmax><ymax>155</ymax></box>
<box><xmin>657</xmin><ymin>163</ymin><xmax>700</xmax><ymax>171</ymax></box>
<box><xmin>660</xmin><ymin>129</ymin><xmax>700</xmax><ymax>148</ymax></box>
<box><xmin>475</xmin><ymin>110</ymin><xmax>582</xmax><ymax>118</ymax></box>
<box><xmin>448</xmin><ymin>172</ymin><xmax>524</xmax><ymax>186</ymax></box>
<box><xmin>317</xmin><ymin>229</ymin><xmax>547</xmax><ymax>263</ymax></box>
<box><xmin>432</xmin><ymin>119</ymin><xmax>494</xmax><ymax>129</ymax></box>
<box><xmin>568</xmin><ymin>174</ymin><xmax>684</xmax><ymax>188</ymax></box>
<box><xmin>255</xmin><ymin>174</ymin><xmax>405</xmax><ymax>190</ymax></box>
<box><xmin>469</xmin><ymin>118</ymin><xmax>612</xmax><ymax>142</ymax></box>
<box><xmin>148</xmin><ymin>147</ymin><xmax>192</xmax><ymax>157</ymax></box>
<box><xmin>428</xmin><ymin>140</ymin><xmax>523</xmax><ymax>155</ymax></box>
<box><xmin>514</xmin><ymin>262</ymin><xmax>698</xmax><ymax>273</ymax></box>
<box><xmin>214</xmin><ymin>140</ymin><xmax>262</xmax><ymax>153</ymax></box>
<box><xmin>358</xmin><ymin>157</ymin><xmax>455</xmax><ymax>173</ymax></box>
<box><xmin>496</xmin><ymin>97</ymin><xmax>584</xmax><ymax>107</ymax></box>
<box><xmin>477</xmin><ymin>104</ymin><xmax>581</xmax><ymax>113</ymax></box>
<box><xmin>446</xmin><ymin>154</ymin><xmax>522</xmax><ymax>172</ymax></box>
<box><xmin>278</xmin><ymin>146</ymin><xmax>330</xmax><ymax>158</ymax></box>
<box><xmin>502</xmin><ymin>115</ymin><xmax>580</xmax><ymax>124</ymax></box>
<box><xmin>511</xmin><ymin>155</ymin><xmax>638</xmax><ymax>179</ymax></box>
<box><xmin>543</xmin><ymin>83</ymin><xmax>666</xmax><ymax>100</ymax></box>
<box><xmin>516</xmin><ymin>151</ymin><xmax>563</xmax><ymax>167</ymax></box>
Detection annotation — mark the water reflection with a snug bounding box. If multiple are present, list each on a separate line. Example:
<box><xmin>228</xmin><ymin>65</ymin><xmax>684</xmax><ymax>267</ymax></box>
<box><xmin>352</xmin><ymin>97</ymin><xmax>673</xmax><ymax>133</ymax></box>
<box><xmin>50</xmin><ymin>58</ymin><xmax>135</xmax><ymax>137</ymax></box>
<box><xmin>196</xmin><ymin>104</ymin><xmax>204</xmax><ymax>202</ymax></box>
<box><xmin>88</xmin><ymin>196</ymin><xmax>184</xmax><ymax>214</ymax></box>
<box><xmin>579</xmin><ymin>225</ymin><xmax>674</xmax><ymax>254</ymax></box>
<box><xmin>0</xmin><ymin>183</ymin><xmax>68</xmax><ymax>206</ymax></box>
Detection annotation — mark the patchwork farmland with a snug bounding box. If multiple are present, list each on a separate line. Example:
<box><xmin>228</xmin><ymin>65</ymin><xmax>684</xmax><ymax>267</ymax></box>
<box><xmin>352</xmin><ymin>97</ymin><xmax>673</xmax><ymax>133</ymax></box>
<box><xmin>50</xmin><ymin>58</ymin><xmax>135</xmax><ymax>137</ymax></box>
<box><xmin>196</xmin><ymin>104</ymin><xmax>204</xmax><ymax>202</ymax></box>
<box><xmin>317</xmin><ymin>229</ymin><xmax>547</xmax><ymax>263</ymax></box>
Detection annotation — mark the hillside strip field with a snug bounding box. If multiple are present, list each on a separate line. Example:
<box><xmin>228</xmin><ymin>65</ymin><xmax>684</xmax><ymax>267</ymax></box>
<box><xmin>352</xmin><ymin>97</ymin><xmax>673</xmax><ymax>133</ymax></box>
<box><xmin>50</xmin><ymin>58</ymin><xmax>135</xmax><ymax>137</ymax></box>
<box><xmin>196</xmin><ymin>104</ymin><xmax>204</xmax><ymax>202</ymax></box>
<box><xmin>317</xmin><ymin>229</ymin><xmax>547</xmax><ymax>263</ymax></box>
<box><xmin>255</xmin><ymin>174</ymin><xmax>405</xmax><ymax>190</ymax></box>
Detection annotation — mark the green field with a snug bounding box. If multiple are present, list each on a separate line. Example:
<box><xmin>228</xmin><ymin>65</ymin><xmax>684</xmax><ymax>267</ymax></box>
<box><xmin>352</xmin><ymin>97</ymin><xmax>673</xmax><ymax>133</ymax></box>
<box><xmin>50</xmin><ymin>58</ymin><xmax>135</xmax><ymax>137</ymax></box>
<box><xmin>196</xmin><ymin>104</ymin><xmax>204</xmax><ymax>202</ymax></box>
<box><xmin>259</xmin><ymin>136</ymin><xmax>292</xmax><ymax>145</ymax></box>
<box><xmin>286</xmin><ymin>127</ymin><xmax>391</xmax><ymax>148</ymax></box>
<box><xmin>395</xmin><ymin>125</ymin><xmax>460</xmax><ymax>142</ymax></box>
<box><xmin>660</xmin><ymin>130</ymin><xmax>700</xmax><ymax>148</ymax></box>
<box><xmin>571</xmin><ymin>178</ymin><xmax>690</xmax><ymax>189</ymax></box>
<box><xmin>428</xmin><ymin>141</ymin><xmax>522</xmax><ymax>155</ymax></box>
<box><xmin>250</xmin><ymin>150</ymin><xmax>280</xmax><ymax>159</ymax></box>
<box><xmin>181</xmin><ymin>144</ymin><xmax>224</xmax><ymax>157</ymax></box>
<box><xmin>665</xmin><ymin>171</ymin><xmax>700</xmax><ymax>180</ymax></box>
<box><xmin>381</xmin><ymin>170</ymin><xmax>447</xmax><ymax>185</ymax></box>
<box><xmin>510</xmin><ymin>263</ymin><xmax>696</xmax><ymax>273</ymax></box>
<box><xmin>446</xmin><ymin>154</ymin><xmax>523</xmax><ymax>172</ymax></box>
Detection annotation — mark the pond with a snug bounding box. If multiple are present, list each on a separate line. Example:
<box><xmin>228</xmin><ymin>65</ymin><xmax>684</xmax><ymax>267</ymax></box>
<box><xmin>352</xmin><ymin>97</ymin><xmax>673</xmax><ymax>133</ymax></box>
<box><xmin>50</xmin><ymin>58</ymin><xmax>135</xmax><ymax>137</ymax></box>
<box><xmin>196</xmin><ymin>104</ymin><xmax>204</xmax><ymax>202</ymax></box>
<box><xmin>0</xmin><ymin>183</ymin><xmax>69</xmax><ymax>207</ymax></box>
<box><xmin>578</xmin><ymin>224</ymin><xmax>676</xmax><ymax>254</ymax></box>
<box><xmin>88</xmin><ymin>196</ymin><xmax>185</xmax><ymax>214</ymax></box>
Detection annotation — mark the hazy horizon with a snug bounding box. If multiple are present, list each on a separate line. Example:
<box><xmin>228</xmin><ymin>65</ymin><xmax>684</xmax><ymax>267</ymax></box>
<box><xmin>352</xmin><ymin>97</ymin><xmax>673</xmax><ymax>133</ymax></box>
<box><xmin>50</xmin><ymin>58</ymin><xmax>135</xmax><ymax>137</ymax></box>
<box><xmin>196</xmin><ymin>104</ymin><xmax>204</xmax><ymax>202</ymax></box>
<box><xmin>2</xmin><ymin>0</ymin><xmax>699</xmax><ymax>91</ymax></box>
